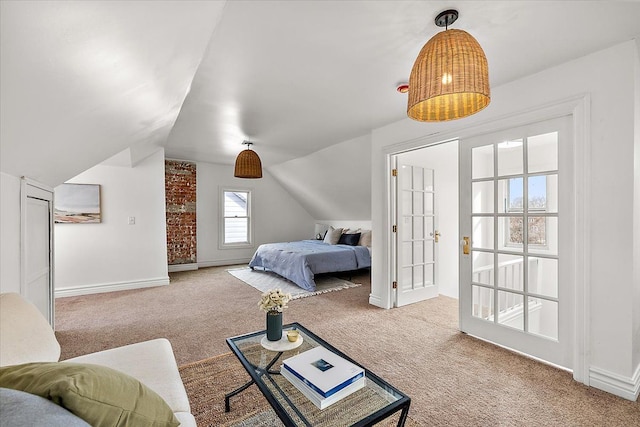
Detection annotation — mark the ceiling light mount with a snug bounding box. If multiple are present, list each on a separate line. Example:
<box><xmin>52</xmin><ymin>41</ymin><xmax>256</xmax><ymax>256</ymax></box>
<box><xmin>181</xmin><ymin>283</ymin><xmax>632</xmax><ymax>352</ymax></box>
<box><xmin>434</xmin><ymin>9</ymin><xmax>458</xmax><ymax>29</ymax></box>
<box><xmin>234</xmin><ymin>140</ymin><xmax>263</xmax><ymax>179</ymax></box>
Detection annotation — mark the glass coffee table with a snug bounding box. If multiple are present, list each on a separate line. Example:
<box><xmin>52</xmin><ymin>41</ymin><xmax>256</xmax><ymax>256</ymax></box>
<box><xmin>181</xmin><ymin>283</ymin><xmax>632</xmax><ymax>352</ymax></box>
<box><xmin>225</xmin><ymin>322</ymin><xmax>411</xmax><ymax>427</ymax></box>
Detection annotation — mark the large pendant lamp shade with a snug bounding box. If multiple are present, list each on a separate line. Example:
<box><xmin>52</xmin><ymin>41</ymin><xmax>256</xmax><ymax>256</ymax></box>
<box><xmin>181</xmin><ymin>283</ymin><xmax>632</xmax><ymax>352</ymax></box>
<box><xmin>234</xmin><ymin>141</ymin><xmax>262</xmax><ymax>179</ymax></box>
<box><xmin>408</xmin><ymin>10</ymin><xmax>490</xmax><ymax>122</ymax></box>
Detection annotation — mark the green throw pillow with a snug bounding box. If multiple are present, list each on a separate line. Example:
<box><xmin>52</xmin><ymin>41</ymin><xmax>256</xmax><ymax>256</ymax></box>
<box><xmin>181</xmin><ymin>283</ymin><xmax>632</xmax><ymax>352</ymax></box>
<box><xmin>0</xmin><ymin>362</ymin><xmax>179</xmax><ymax>427</ymax></box>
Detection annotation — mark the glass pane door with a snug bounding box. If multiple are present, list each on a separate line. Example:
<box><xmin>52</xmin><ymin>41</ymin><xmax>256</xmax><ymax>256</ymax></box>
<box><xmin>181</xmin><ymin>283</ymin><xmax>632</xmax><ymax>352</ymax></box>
<box><xmin>396</xmin><ymin>163</ymin><xmax>438</xmax><ymax>306</ymax></box>
<box><xmin>459</xmin><ymin>116</ymin><xmax>573</xmax><ymax>369</ymax></box>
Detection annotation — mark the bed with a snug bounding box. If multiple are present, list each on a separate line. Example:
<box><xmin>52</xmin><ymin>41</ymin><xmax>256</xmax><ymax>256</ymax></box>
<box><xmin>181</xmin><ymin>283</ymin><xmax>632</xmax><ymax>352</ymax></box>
<box><xmin>248</xmin><ymin>239</ymin><xmax>371</xmax><ymax>291</ymax></box>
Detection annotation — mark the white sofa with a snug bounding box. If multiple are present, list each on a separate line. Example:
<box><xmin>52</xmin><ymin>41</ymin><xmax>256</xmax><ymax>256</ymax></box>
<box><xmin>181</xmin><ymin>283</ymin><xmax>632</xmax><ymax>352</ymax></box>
<box><xmin>0</xmin><ymin>292</ymin><xmax>196</xmax><ymax>426</ymax></box>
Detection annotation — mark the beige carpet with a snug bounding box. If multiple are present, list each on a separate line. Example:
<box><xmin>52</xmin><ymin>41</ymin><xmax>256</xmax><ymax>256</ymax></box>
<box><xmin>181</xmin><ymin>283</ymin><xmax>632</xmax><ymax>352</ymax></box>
<box><xmin>179</xmin><ymin>353</ymin><xmax>417</xmax><ymax>427</ymax></box>
<box><xmin>55</xmin><ymin>265</ymin><xmax>640</xmax><ymax>426</ymax></box>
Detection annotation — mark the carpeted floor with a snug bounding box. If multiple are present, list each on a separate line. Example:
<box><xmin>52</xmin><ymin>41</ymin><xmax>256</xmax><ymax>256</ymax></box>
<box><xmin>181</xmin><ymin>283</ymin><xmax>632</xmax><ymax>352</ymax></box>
<box><xmin>55</xmin><ymin>265</ymin><xmax>640</xmax><ymax>426</ymax></box>
<box><xmin>179</xmin><ymin>353</ymin><xmax>417</xmax><ymax>427</ymax></box>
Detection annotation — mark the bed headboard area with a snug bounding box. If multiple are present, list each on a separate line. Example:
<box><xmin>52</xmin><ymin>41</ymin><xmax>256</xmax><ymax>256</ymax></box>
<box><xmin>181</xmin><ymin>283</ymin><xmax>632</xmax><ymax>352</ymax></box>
<box><xmin>314</xmin><ymin>221</ymin><xmax>372</xmax><ymax>248</ymax></box>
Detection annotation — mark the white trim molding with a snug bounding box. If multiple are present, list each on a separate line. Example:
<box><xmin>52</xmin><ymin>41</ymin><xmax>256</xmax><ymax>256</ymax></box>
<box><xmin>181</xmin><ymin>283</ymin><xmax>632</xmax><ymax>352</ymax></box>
<box><xmin>168</xmin><ymin>260</ymin><xmax>252</xmax><ymax>271</ymax></box>
<box><xmin>168</xmin><ymin>263</ymin><xmax>198</xmax><ymax>273</ymax></box>
<box><xmin>55</xmin><ymin>277</ymin><xmax>170</xmax><ymax>298</ymax></box>
<box><xmin>198</xmin><ymin>258</ymin><xmax>252</xmax><ymax>268</ymax></box>
<box><xmin>589</xmin><ymin>365</ymin><xmax>640</xmax><ymax>401</ymax></box>
<box><xmin>368</xmin><ymin>293</ymin><xmax>383</xmax><ymax>307</ymax></box>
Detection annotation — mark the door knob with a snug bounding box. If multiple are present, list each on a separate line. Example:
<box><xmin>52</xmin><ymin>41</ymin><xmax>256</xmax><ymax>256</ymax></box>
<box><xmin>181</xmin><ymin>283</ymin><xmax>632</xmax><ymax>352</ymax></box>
<box><xmin>432</xmin><ymin>230</ymin><xmax>441</xmax><ymax>243</ymax></box>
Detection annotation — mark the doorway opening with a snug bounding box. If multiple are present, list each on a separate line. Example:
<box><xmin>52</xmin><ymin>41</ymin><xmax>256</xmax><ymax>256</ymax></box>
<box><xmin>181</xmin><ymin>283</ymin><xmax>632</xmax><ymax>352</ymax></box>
<box><xmin>392</xmin><ymin>140</ymin><xmax>459</xmax><ymax>308</ymax></box>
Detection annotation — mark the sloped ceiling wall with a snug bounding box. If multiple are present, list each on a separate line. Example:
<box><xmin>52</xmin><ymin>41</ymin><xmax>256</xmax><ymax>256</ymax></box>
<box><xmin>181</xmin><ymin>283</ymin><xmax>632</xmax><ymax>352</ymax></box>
<box><xmin>0</xmin><ymin>1</ymin><xmax>225</xmax><ymax>186</ymax></box>
<box><xmin>268</xmin><ymin>134</ymin><xmax>372</xmax><ymax>221</ymax></box>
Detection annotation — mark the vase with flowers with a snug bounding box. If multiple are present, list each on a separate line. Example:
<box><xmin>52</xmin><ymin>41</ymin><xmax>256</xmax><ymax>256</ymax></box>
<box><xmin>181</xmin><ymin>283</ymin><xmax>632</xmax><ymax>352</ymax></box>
<box><xmin>259</xmin><ymin>289</ymin><xmax>291</xmax><ymax>341</ymax></box>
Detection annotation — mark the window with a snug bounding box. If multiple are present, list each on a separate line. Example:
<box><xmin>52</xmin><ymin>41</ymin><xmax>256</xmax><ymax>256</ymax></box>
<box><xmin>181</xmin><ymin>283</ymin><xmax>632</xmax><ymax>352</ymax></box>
<box><xmin>221</xmin><ymin>189</ymin><xmax>252</xmax><ymax>247</ymax></box>
<box><xmin>506</xmin><ymin>176</ymin><xmax>547</xmax><ymax>247</ymax></box>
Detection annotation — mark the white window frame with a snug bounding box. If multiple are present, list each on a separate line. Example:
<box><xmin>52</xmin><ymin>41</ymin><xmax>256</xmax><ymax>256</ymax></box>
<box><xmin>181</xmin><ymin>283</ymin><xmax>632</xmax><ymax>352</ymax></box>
<box><xmin>504</xmin><ymin>173</ymin><xmax>549</xmax><ymax>250</ymax></box>
<box><xmin>219</xmin><ymin>187</ymin><xmax>253</xmax><ymax>249</ymax></box>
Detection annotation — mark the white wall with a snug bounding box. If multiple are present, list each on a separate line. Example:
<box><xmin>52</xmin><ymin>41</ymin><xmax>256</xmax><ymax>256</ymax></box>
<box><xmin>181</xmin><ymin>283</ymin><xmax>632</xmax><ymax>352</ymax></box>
<box><xmin>196</xmin><ymin>162</ymin><xmax>315</xmax><ymax>267</ymax></box>
<box><xmin>0</xmin><ymin>172</ymin><xmax>21</xmax><ymax>293</ymax></box>
<box><xmin>54</xmin><ymin>149</ymin><xmax>169</xmax><ymax>296</ymax></box>
<box><xmin>397</xmin><ymin>142</ymin><xmax>459</xmax><ymax>298</ymax></box>
<box><xmin>371</xmin><ymin>40</ymin><xmax>639</xmax><ymax>397</ymax></box>
<box><xmin>269</xmin><ymin>134</ymin><xmax>372</xmax><ymax>221</ymax></box>
<box><xmin>633</xmin><ymin>37</ymin><xmax>640</xmax><ymax>377</ymax></box>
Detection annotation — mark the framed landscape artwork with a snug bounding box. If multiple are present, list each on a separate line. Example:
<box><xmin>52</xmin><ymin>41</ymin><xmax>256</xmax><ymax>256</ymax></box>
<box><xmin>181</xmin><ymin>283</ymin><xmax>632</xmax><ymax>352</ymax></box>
<box><xmin>54</xmin><ymin>183</ymin><xmax>101</xmax><ymax>224</ymax></box>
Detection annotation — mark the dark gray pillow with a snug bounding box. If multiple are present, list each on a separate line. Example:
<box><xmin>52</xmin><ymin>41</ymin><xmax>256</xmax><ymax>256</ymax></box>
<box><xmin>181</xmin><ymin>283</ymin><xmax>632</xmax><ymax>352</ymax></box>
<box><xmin>338</xmin><ymin>232</ymin><xmax>361</xmax><ymax>246</ymax></box>
<box><xmin>0</xmin><ymin>387</ymin><xmax>91</xmax><ymax>427</ymax></box>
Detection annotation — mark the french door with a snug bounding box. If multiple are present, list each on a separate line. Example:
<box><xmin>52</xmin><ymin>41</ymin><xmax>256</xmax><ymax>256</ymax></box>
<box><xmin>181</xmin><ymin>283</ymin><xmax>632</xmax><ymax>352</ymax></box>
<box><xmin>459</xmin><ymin>116</ymin><xmax>574</xmax><ymax>369</ymax></box>
<box><xmin>395</xmin><ymin>161</ymin><xmax>439</xmax><ymax>307</ymax></box>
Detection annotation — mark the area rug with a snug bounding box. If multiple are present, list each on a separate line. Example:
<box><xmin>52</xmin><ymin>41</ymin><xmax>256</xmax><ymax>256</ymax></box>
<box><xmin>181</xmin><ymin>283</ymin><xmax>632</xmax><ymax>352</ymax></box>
<box><xmin>227</xmin><ymin>267</ymin><xmax>360</xmax><ymax>299</ymax></box>
<box><xmin>179</xmin><ymin>353</ymin><xmax>418</xmax><ymax>427</ymax></box>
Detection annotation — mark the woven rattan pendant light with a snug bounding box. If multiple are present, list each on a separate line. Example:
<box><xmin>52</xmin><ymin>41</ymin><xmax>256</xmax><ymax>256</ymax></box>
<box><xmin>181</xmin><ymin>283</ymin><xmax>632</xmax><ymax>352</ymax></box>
<box><xmin>408</xmin><ymin>9</ymin><xmax>490</xmax><ymax>122</ymax></box>
<box><xmin>234</xmin><ymin>141</ymin><xmax>262</xmax><ymax>179</ymax></box>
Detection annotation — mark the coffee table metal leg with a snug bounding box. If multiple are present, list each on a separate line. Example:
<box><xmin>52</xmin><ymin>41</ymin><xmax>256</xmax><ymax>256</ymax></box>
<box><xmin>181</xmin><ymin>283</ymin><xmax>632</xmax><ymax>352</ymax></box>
<box><xmin>396</xmin><ymin>404</ymin><xmax>410</xmax><ymax>427</ymax></box>
<box><xmin>225</xmin><ymin>351</ymin><xmax>283</xmax><ymax>412</ymax></box>
<box><xmin>224</xmin><ymin>379</ymin><xmax>255</xmax><ymax>412</ymax></box>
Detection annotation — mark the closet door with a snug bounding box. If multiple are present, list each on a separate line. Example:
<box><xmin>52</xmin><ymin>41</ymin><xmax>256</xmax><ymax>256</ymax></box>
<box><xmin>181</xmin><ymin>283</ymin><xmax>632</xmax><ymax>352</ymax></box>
<box><xmin>21</xmin><ymin>179</ymin><xmax>54</xmax><ymax>326</ymax></box>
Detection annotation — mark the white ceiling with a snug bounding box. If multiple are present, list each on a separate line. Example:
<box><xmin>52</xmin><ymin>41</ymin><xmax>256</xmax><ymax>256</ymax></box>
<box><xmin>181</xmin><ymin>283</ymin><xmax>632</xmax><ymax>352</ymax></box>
<box><xmin>1</xmin><ymin>1</ymin><xmax>640</xmax><ymax>185</ymax></box>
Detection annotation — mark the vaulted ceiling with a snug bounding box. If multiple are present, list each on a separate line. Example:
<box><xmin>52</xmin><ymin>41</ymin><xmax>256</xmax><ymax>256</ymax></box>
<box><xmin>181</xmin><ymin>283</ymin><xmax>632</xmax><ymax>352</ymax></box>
<box><xmin>1</xmin><ymin>1</ymin><xmax>639</xmax><ymax>186</ymax></box>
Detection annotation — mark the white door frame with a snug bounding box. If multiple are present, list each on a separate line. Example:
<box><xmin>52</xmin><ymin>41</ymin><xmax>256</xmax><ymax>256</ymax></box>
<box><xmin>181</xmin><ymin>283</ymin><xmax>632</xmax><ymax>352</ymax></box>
<box><xmin>380</xmin><ymin>95</ymin><xmax>590</xmax><ymax>384</ymax></box>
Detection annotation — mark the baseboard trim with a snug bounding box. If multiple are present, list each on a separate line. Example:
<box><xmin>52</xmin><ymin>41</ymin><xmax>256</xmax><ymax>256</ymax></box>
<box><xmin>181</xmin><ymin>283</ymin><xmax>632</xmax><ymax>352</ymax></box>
<box><xmin>198</xmin><ymin>258</ymin><xmax>251</xmax><ymax>268</ymax></box>
<box><xmin>368</xmin><ymin>293</ymin><xmax>385</xmax><ymax>309</ymax></box>
<box><xmin>589</xmin><ymin>364</ymin><xmax>640</xmax><ymax>401</ymax></box>
<box><xmin>55</xmin><ymin>277</ymin><xmax>170</xmax><ymax>298</ymax></box>
<box><xmin>168</xmin><ymin>263</ymin><xmax>198</xmax><ymax>272</ymax></box>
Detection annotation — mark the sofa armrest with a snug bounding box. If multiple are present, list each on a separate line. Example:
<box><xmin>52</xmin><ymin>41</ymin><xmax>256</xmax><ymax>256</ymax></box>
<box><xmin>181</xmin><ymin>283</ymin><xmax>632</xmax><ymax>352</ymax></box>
<box><xmin>0</xmin><ymin>293</ymin><xmax>61</xmax><ymax>367</ymax></box>
<box><xmin>65</xmin><ymin>338</ymin><xmax>191</xmax><ymax>414</ymax></box>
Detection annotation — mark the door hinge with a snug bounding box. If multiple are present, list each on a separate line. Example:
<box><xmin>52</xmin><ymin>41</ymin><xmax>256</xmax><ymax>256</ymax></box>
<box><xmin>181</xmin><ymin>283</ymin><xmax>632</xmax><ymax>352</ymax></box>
<box><xmin>392</xmin><ymin>225</ymin><xmax>397</xmax><ymax>233</ymax></box>
<box><xmin>392</xmin><ymin>281</ymin><xmax>397</xmax><ymax>289</ymax></box>
<box><xmin>391</xmin><ymin>169</ymin><xmax>397</xmax><ymax>177</ymax></box>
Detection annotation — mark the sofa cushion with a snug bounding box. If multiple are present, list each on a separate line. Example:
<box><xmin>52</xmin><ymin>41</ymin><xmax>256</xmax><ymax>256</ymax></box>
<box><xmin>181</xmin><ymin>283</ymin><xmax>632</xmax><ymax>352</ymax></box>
<box><xmin>0</xmin><ymin>362</ymin><xmax>179</xmax><ymax>427</ymax></box>
<box><xmin>0</xmin><ymin>293</ymin><xmax>61</xmax><ymax>367</ymax></box>
<box><xmin>66</xmin><ymin>338</ymin><xmax>191</xmax><ymax>414</ymax></box>
<box><xmin>0</xmin><ymin>387</ymin><xmax>91</xmax><ymax>427</ymax></box>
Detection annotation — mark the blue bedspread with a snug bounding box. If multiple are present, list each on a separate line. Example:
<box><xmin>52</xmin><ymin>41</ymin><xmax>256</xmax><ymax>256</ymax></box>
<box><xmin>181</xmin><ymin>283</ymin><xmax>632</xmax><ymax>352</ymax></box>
<box><xmin>248</xmin><ymin>240</ymin><xmax>371</xmax><ymax>291</ymax></box>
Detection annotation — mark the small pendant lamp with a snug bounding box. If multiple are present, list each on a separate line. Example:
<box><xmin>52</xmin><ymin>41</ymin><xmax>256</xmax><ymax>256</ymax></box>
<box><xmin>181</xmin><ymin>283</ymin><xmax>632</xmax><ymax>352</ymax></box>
<box><xmin>234</xmin><ymin>141</ymin><xmax>262</xmax><ymax>179</ymax></box>
<box><xmin>408</xmin><ymin>9</ymin><xmax>490</xmax><ymax>122</ymax></box>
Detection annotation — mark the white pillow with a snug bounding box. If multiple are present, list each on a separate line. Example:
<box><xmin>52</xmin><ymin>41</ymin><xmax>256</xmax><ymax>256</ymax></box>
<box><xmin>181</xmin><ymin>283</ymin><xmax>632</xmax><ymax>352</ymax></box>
<box><xmin>323</xmin><ymin>227</ymin><xmax>343</xmax><ymax>245</ymax></box>
<box><xmin>359</xmin><ymin>229</ymin><xmax>372</xmax><ymax>247</ymax></box>
<box><xmin>342</xmin><ymin>228</ymin><xmax>360</xmax><ymax>234</ymax></box>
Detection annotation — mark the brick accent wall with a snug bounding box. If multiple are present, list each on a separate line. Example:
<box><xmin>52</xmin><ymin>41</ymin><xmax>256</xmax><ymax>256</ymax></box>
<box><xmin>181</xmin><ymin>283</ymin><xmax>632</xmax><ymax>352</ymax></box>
<box><xmin>165</xmin><ymin>160</ymin><xmax>196</xmax><ymax>265</ymax></box>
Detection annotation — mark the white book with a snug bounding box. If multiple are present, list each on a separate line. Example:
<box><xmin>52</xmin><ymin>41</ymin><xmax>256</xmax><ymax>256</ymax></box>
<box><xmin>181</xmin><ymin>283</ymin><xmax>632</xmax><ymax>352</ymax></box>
<box><xmin>282</xmin><ymin>346</ymin><xmax>364</xmax><ymax>398</ymax></box>
<box><xmin>281</xmin><ymin>365</ymin><xmax>366</xmax><ymax>410</ymax></box>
